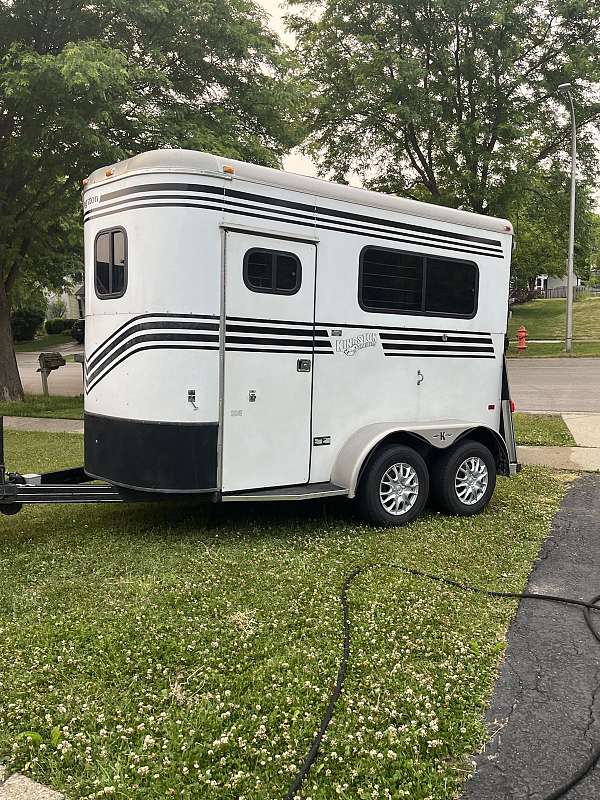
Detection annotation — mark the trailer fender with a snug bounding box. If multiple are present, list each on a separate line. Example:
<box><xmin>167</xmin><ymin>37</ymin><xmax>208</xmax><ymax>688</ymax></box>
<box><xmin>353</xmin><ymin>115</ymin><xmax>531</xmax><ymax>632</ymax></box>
<box><xmin>332</xmin><ymin>422</ymin><xmax>511</xmax><ymax>498</ymax></box>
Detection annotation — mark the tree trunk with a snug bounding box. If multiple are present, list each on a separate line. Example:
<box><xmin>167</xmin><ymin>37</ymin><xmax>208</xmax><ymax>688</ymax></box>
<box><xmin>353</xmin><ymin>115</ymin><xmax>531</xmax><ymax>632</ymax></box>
<box><xmin>0</xmin><ymin>281</ymin><xmax>24</xmax><ymax>401</ymax></box>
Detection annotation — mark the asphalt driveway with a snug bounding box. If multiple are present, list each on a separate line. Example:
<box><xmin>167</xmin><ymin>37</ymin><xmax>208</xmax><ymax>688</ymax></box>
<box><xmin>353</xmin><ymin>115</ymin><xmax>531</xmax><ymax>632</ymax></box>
<box><xmin>463</xmin><ymin>472</ymin><xmax>600</xmax><ymax>799</ymax></box>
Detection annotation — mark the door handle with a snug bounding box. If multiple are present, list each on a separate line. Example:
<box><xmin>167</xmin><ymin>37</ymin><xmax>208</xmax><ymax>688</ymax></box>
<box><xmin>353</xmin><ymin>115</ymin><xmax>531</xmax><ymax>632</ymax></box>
<box><xmin>297</xmin><ymin>359</ymin><xmax>312</xmax><ymax>373</ymax></box>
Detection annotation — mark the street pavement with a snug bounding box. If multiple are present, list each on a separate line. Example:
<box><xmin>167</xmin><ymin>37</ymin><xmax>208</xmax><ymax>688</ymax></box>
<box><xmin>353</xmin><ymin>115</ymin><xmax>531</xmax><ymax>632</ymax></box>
<box><xmin>17</xmin><ymin>351</ymin><xmax>83</xmax><ymax>396</ymax></box>
<box><xmin>463</xmin><ymin>473</ymin><xmax>600</xmax><ymax>800</ymax></box>
<box><xmin>16</xmin><ymin>351</ymin><xmax>600</xmax><ymax>410</ymax></box>
<box><xmin>508</xmin><ymin>357</ymin><xmax>600</xmax><ymax>413</ymax></box>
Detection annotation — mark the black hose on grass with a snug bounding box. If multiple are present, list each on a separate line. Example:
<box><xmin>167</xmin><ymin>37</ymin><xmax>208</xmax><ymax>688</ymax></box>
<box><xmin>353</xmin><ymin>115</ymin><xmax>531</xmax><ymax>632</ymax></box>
<box><xmin>284</xmin><ymin>564</ymin><xmax>600</xmax><ymax>800</ymax></box>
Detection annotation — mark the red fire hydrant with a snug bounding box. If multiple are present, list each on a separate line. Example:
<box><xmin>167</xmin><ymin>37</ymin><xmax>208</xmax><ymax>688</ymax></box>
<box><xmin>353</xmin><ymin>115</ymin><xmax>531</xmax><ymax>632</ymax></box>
<box><xmin>517</xmin><ymin>325</ymin><xmax>528</xmax><ymax>352</ymax></box>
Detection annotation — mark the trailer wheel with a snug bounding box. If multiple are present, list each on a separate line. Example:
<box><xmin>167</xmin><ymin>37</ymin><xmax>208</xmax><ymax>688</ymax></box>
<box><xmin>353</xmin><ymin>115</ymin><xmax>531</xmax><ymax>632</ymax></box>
<box><xmin>357</xmin><ymin>445</ymin><xmax>429</xmax><ymax>527</ymax></box>
<box><xmin>431</xmin><ymin>440</ymin><xmax>496</xmax><ymax>516</ymax></box>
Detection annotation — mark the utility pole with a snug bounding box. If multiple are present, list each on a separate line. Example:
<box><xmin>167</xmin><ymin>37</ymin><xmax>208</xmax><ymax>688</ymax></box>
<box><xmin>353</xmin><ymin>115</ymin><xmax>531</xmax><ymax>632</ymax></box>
<box><xmin>558</xmin><ymin>83</ymin><xmax>577</xmax><ymax>353</ymax></box>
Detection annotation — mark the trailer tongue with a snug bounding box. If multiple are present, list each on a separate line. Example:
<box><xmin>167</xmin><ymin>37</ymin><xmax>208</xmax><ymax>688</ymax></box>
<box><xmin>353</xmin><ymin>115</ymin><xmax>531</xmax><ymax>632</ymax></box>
<box><xmin>0</xmin><ymin>418</ymin><xmax>196</xmax><ymax>514</ymax></box>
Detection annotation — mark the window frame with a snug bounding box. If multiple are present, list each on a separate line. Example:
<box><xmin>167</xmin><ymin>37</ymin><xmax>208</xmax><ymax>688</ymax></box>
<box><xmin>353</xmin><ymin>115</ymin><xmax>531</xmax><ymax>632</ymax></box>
<box><xmin>243</xmin><ymin>247</ymin><xmax>302</xmax><ymax>296</ymax></box>
<box><xmin>358</xmin><ymin>245</ymin><xmax>479</xmax><ymax>320</ymax></box>
<box><xmin>94</xmin><ymin>226</ymin><xmax>128</xmax><ymax>300</ymax></box>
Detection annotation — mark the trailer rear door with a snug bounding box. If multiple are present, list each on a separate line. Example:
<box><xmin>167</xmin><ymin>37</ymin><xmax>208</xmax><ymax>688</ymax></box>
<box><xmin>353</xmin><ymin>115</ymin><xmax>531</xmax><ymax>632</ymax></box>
<box><xmin>221</xmin><ymin>232</ymin><xmax>317</xmax><ymax>492</ymax></box>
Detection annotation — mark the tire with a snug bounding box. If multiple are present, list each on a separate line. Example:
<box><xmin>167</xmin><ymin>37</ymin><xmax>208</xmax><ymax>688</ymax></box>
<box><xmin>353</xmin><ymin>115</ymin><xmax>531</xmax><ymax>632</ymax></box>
<box><xmin>357</xmin><ymin>444</ymin><xmax>429</xmax><ymax>527</ymax></box>
<box><xmin>430</xmin><ymin>440</ymin><xmax>496</xmax><ymax>516</ymax></box>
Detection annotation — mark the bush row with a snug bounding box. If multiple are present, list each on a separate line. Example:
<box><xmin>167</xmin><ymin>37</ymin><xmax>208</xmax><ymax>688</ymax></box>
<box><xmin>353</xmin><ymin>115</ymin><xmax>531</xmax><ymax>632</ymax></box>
<box><xmin>45</xmin><ymin>318</ymin><xmax>79</xmax><ymax>335</ymax></box>
<box><xmin>11</xmin><ymin>309</ymin><xmax>46</xmax><ymax>341</ymax></box>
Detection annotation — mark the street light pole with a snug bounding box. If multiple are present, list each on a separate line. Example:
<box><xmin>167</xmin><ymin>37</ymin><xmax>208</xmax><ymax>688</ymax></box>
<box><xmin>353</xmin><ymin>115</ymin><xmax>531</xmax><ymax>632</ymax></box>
<box><xmin>558</xmin><ymin>83</ymin><xmax>577</xmax><ymax>353</ymax></box>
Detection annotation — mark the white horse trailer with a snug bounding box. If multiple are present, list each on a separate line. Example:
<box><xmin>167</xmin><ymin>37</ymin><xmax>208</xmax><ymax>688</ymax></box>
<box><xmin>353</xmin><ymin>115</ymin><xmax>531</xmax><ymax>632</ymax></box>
<box><xmin>1</xmin><ymin>150</ymin><xmax>518</xmax><ymax>525</ymax></box>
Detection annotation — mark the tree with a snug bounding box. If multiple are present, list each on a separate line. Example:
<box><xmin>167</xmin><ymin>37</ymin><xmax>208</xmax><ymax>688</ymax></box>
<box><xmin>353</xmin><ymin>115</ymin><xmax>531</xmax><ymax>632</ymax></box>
<box><xmin>509</xmin><ymin>169</ymin><xmax>595</xmax><ymax>288</ymax></box>
<box><xmin>288</xmin><ymin>0</ymin><xmax>600</xmax><ymax>214</ymax></box>
<box><xmin>0</xmin><ymin>0</ymin><xmax>303</xmax><ymax>400</ymax></box>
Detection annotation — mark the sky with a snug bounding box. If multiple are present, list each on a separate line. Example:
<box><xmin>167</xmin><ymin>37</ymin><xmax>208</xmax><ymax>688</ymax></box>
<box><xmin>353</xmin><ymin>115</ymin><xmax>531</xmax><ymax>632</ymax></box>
<box><xmin>256</xmin><ymin>0</ymin><xmax>320</xmax><ymax>177</ymax></box>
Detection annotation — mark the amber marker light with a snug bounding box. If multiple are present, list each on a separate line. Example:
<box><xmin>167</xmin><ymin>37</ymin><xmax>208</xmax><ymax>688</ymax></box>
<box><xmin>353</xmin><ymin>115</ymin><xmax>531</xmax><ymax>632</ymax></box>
<box><xmin>223</xmin><ymin>165</ymin><xmax>235</xmax><ymax>175</ymax></box>
<box><xmin>105</xmin><ymin>168</ymin><xmax>114</xmax><ymax>177</ymax></box>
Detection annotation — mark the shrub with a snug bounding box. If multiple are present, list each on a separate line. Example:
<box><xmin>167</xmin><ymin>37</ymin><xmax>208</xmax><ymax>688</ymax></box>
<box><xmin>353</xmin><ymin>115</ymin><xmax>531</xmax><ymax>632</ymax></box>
<box><xmin>47</xmin><ymin>298</ymin><xmax>67</xmax><ymax>320</ymax></box>
<box><xmin>11</xmin><ymin>308</ymin><xmax>46</xmax><ymax>342</ymax></box>
<box><xmin>45</xmin><ymin>318</ymin><xmax>78</xmax><ymax>334</ymax></box>
<box><xmin>509</xmin><ymin>287</ymin><xmax>540</xmax><ymax>305</ymax></box>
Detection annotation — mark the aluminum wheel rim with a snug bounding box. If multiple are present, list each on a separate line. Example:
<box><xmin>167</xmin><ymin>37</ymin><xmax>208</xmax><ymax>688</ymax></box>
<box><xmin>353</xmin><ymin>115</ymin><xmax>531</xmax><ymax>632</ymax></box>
<box><xmin>379</xmin><ymin>462</ymin><xmax>420</xmax><ymax>516</ymax></box>
<box><xmin>455</xmin><ymin>456</ymin><xmax>489</xmax><ymax>505</ymax></box>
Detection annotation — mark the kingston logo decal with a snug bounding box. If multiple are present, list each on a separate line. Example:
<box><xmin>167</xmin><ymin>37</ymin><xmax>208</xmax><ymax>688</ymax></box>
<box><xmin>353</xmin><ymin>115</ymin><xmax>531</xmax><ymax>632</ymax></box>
<box><xmin>335</xmin><ymin>332</ymin><xmax>378</xmax><ymax>356</ymax></box>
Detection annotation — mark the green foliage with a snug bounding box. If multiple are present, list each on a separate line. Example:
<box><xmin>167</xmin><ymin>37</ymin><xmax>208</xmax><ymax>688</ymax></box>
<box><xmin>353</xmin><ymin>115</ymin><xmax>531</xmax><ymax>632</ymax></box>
<box><xmin>45</xmin><ymin>318</ymin><xmax>77</xmax><ymax>335</ymax></box>
<box><xmin>0</xmin><ymin>0</ymin><xmax>304</xmax><ymax>395</ymax></box>
<box><xmin>510</xmin><ymin>170</ymin><xmax>595</xmax><ymax>286</ymax></box>
<box><xmin>46</xmin><ymin>298</ymin><xmax>66</xmax><ymax>320</ymax></box>
<box><xmin>0</xmin><ymin>430</ymin><xmax>567</xmax><ymax>799</ymax></box>
<box><xmin>10</xmin><ymin>307</ymin><xmax>45</xmax><ymax>341</ymax></box>
<box><xmin>289</xmin><ymin>0</ymin><xmax>600</xmax><ymax>219</ymax></box>
<box><xmin>513</xmin><ymin>413</ymin><xmax>576</xmax><ymax>447</ymax></box>
<box><xmin>0</xmin><ymin>393</ymin><xmax>83</xmax><ymax>419</ymax></box>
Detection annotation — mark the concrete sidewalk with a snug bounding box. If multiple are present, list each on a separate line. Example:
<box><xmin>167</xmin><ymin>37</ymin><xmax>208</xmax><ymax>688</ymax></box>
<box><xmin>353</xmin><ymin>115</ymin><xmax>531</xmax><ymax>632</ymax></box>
<box><xmin>0</xmin><ymin>767</ymin><xmax>63</xmax><ymax>800</ymax></box>
<box><xmin>517</xmin><ymin>412</ymin><xmax>600</xmax><ymax>472</ymax></box>
<box><xmin>4</xmin><ymin>417</ymin><xmax>83</xmax><ymax>434</ymax></box>
<box><xmin>518</xmin><ymin>445</ymin><xmax>600</xmax><ymax>472</ymax></box>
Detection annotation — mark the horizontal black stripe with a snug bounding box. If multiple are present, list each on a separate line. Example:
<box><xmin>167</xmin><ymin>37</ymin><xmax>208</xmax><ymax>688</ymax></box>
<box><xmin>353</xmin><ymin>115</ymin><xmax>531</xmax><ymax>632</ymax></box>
<box><xmin>87</xmin><ymin>332</ymin><xmax>219</xmax><ymax>385</ymax></box>
<box><xmin>88</xmin><ymin>320</ymin><xmax>219</xmax><ymax>374</ymax></box>
<box><xmin>102</xmin><ymin>182</ymin><xmax>224</xmax><ymax>203</ymax></box>
<box><xmin>380</xmin><ymin>333</ymin><xmax>493</xmax><ymax>345</ymax></box>
<box><xmin>382</xmin><ymin>342</ymin><xmax>494</xmax><ymax>353</ymax></box>
<box><xmin>225</xmin><ymin>347</ymin><xmax>321</xmax><ymax>355</ymax></box>
<box><xmin>87</xmin><ymin>312</ymin><xmax>217</xmax><ymax>362</ymax></box>
<box><xmin>225</xmin><ymin>323</ymin><xmax>329</xmax><ymax>338</ymax></box>
<box><xmin>319</xmin><ymin>320</ymin><xmax>493</xmax><ymax>335</ymax></box>
<box><xmin>86</xmin><ymin>344</ymin><xmax>219</xmax><ymax>393</ymax></box>
<box><xmin>384</xmin><ymin>352</ymin><xmax>495</xmax><ymax>359</ymax></box>
<box><xmin>84</xmin><ymin>199</ymin><xmax>504</xmax><ymax>259</ymax></box>
<box><xmin>226</xmin><ymin>334</ymin><xmax>332</xmax><ymax>349</ymax></box>
<box><xmin>227</xmin><ymin>315</ymin><xmax>314</xmax><ymax>327</ymax></box>
<box><xmin>96</xmin><ymin>181</ymin><xmax>502</xmax><ymax>249</ymax></box>
<box><xmin>87</xmin><ymin>190</ymin><xmax>502</xmax><ymax>257</ymax></box>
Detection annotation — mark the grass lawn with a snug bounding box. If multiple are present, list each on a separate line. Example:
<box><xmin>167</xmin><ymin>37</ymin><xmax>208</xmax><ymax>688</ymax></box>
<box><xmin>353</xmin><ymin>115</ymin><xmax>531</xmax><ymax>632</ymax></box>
<box><xmin>507</xmin><ymin>295</ymin><xmax>600</xmax><ymax>343</ymax></box>
<box><xmin>0</xmin><ymin>394</ymin><xmax>84</xmax><ymax>420</ymax></box>
<box><xmin>513</xmin><ymin>413</ymin><xmax>576</xmax><ymax>447</ymax></box>
<box><xmin>14</xmin><ymin>333</ymin><xmax>75</xmax><ymax>352</ymax></box>
<box><xmin>507</xmin><ymin>340</ymin><xmax>600</xmax><ymax>358</ymax></box>
<box><xmin>0</xmin><ymin>432</ymin><xmax>570</xmax><ymax>800</ymax></box>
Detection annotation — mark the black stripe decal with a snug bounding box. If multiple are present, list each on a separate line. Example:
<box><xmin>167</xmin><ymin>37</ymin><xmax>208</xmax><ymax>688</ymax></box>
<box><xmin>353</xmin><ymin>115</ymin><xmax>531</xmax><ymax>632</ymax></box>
<box><xmin>84</xmin><ymin>199</ymin><xmax>504</xmax><ymax>259</ymax></box>
<box><xmin>380</xmin><ymin>333</ymin><xmax>493</xmax><ymax>345</ymax></box>
<box><xmin>88</xmin><ymin>320</ymin><xmax>219</xmax><ymax>374</ymax></box>
<box><xmin>225</xmin><ymin>335</ymin><xmax>332</xmax><ymax>349</ymax></box>
<box><xmin>86</xmin><ymin>191</ymin><xmax>503</xmax><ymax>258</ymax></box>
<box><xmin>87</xmin><ymin>332</ymin><xmax>219</xmax><ymax>385</ymax></box>
<box><xmin>87</xmin><ymin>312</ymin><xmax>217</xmax><ymax>362</ymax></box>
<box><xmin>319</xmin><ymin>320</ymin><xmax>493</xmax><ymax>335</ymax></box>
<box><xmin>86</xmin><ymin>344</ymin><xmax>219</xmax><ymax>394</ymax></box>
<box><xmin>226</xmin><ymin>323</ymin><xmax>325</xmax><ymax>337</ymax></box>
<box><xmin>384</xmin><ymin>352</ymin><xmax>495</xmax><ymax>359</ymax></box>
<box><xmin>95</xmin><ymin>182</ymin><xmax>502</xmax><ymax>249</ymax></box>
<box><xmin>102</xmin><ymin>183</ymin><xmax>224</xmax><ymax>202</ymax></box>
<box><xmin>225</xmin><ymin>347</ymin><xmax>331</xmax><ymax>355</ymax></box>
<box><xmin>227</xmin><ymin>315</ymin><xmax>315</xmax><ymax>326</ymax></box>
<box><xmin>381</xmin><ymin>342</ymin><xmax>494</xmax><ymax>353</ymax></box>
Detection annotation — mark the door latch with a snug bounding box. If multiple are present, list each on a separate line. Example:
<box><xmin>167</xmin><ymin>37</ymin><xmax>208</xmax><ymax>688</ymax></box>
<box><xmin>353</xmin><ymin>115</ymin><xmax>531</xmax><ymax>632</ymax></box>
<box><xmin>248</xmin><ymin>389</ymin><xmax>257</xmax><ymax>402</ymax></box>
<box><xmin>417</xmin><ymin>370</ymin><xmax>424</xmax><ymax>386</ymax></box>
<box><xmin>297</xmin><ymin>359</ymin><xmax>312</xmax><ymax>373</ymax></box>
